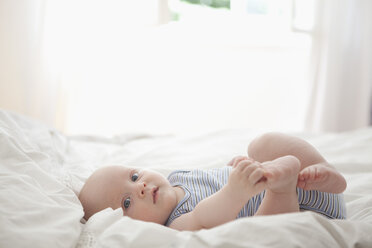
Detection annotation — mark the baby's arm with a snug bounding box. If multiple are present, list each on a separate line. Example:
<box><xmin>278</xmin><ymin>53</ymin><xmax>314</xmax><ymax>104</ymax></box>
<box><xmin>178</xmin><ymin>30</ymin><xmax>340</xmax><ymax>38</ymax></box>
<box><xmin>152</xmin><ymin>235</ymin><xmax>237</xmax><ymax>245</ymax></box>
<box><xmin>169</xmin><ymin>158</ymin><xmax>266</xmax><ymax>231</ymax></box>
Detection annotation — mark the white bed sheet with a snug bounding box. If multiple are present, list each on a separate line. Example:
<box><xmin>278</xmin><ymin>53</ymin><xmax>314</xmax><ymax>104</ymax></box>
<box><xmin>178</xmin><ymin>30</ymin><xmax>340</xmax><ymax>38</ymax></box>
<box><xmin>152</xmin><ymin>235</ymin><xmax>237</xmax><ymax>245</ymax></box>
<box><xmin>0</xmin><ymin>110</ymin><xmax>372</xmax><ymax>248</ymax></box>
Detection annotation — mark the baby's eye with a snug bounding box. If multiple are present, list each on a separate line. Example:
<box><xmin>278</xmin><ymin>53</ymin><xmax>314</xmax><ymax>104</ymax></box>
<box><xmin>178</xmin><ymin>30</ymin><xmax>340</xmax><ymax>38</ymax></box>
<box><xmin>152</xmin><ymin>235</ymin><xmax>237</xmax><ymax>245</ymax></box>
<box><xmin>131</xmin><ymin>172</ymin><xmax>139</xmax><ymax>182</ymax></box>
<box><xmin>123</xmin><ymin>197</ymin><xmax>131</xmax><ymax>209</ymax></box>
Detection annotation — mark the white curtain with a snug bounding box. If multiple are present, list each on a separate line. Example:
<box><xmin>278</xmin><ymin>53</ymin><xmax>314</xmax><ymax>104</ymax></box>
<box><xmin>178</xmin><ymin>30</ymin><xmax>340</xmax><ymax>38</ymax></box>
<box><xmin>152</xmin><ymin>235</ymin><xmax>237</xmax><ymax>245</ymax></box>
<box><xmin>305</xmin><ymin>0</ymin><xmax>372</xmax><ymax>133</ymax></box>
<box><xmin>0</xmin><ymin>0</ymin><xmax>58</xmax><ymax>126</ymax></box>
<box><xmin>0</xmin><ymin>0</ymin><xmax>168</xmax><ymax>131</ymax></box>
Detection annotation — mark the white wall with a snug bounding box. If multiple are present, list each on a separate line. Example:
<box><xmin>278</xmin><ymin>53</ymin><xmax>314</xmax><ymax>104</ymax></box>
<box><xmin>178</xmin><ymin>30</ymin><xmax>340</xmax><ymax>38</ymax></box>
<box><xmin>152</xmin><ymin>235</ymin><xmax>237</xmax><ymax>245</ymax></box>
<box><xmin>57</xmin><ymin>22</ymin><xmax>311</xmax><ymax>135</ymax></box>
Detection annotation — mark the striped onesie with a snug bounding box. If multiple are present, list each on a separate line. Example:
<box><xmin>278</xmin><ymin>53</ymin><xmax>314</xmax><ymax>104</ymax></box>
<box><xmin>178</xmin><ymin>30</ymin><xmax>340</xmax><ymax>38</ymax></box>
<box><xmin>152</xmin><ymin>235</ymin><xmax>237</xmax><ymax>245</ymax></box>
<box><xmin>165</xmin><ymin>166</ymin><xmax>346</xmax><ymax>226</ymax></box>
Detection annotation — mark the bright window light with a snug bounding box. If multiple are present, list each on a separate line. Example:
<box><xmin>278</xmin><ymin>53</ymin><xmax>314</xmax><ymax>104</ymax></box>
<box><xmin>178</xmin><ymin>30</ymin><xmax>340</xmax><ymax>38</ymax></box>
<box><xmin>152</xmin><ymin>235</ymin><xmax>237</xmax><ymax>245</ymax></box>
<box><xmin>43</xmin><ymin>0</ymin><xmax>315</xmax><ymax>136</ymax></box>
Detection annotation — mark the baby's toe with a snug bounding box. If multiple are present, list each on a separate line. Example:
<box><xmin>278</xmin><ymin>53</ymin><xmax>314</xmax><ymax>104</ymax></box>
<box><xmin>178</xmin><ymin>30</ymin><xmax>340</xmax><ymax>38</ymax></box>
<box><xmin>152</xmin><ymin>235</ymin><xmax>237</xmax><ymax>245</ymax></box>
<box><xmin>297</xmin><ymin>180</ymin><xmax>306</xmax><ymax>189</ymax></box>
<box><xmin>299</xmin><ymin>168</ymin><xmax>310</xmax><ymax>180</ymax></box>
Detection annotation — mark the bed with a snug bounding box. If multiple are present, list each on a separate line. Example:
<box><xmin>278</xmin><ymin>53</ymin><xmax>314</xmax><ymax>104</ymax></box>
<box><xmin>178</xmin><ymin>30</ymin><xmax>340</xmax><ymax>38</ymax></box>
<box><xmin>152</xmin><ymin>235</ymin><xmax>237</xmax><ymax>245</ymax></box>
<box><xmin>1</xmin><ymin>109</ymin><xmax>371</xmax><ymax>248</ymax></box>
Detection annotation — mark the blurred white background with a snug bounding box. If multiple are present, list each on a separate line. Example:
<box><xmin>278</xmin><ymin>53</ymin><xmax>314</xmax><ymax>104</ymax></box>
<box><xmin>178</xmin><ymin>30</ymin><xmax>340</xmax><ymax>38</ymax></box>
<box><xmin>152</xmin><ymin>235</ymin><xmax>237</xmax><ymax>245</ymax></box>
<box><xmin>0</xmin><ymin>0</ymin><xmax>371</xmax><ymax>136</ymax></box>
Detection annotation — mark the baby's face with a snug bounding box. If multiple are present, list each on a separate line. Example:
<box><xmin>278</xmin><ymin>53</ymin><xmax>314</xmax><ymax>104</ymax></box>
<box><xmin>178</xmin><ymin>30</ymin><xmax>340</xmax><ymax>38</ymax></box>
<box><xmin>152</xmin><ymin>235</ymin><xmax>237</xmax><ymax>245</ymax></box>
<box><xmin>80</xmin><ymin>166</ymin><xmax>180</xmax><ymax>225</ymax></box>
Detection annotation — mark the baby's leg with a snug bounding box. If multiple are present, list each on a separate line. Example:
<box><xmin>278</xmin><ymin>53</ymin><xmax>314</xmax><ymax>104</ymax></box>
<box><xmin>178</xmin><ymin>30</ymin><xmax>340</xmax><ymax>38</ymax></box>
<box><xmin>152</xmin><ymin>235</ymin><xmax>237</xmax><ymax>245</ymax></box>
<box><xmin>254</xmin><ymin>155</ymin><xmax>300</xmax><ymax>215</ymax></box>
<box><xmin>248</xmin><ymin>133</ymin><xmax>346</xmax><ymax>193</ymax></box>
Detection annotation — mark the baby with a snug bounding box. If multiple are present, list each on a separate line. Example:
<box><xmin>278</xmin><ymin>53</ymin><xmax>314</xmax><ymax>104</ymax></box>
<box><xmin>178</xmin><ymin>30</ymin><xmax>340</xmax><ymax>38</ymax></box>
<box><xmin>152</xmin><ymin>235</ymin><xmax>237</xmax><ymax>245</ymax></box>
<box><xmin>79</xmin><ymin>132</ymin><xmax>347</xmax><ymax>231</ymax></box>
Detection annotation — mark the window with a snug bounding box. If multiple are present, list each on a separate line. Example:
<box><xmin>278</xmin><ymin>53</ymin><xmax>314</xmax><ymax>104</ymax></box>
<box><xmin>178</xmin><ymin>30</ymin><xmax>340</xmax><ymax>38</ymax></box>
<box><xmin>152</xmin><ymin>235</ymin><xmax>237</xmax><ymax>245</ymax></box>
<box><xmin>168</xmin><ymin>0</ymin><xmax>315</xmax><ymax>32</ymax></box>
<box><xmin>44</xmin><ymin>0</ymin><xmax>317</xmax><ymax>135</ymax></box>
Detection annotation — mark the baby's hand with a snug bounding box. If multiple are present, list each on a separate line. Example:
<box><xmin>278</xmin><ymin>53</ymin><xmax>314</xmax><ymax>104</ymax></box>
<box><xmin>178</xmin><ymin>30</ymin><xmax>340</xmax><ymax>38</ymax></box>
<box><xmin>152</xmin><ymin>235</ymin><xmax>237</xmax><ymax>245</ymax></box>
<box><xmin>227</xmin><ymin>157</ymin><xmax>266</xmax><ymax>202</ymax></box>
<box><xmin>227</xmin><ymin>155</ymin><xmax>249</xmax><ymax>166</ymax></box>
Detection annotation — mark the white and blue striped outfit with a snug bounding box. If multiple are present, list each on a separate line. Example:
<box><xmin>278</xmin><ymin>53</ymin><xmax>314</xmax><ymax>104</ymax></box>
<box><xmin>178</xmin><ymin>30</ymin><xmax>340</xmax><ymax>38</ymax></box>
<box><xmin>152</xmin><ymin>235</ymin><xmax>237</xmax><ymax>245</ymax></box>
<box><xmin>165</xmin><ymin>166</ymin><xmax>346</xmax><ymax>226</ymax></box>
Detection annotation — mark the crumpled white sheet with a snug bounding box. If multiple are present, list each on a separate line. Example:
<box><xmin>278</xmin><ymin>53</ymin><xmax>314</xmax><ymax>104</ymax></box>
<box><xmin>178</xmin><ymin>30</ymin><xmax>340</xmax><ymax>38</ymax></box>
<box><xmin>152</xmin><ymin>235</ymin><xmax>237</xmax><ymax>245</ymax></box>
<box><xmin>0</xmin><ymin>111</ymin><xmax>83</xmax><ymax>248</ymax></box>
<box><xmin>1</xmin><ymin>110</ymin><xmax>372</xmax><ymax>248</ymax></box>
<box><xmin>78</xmin><ymin>198</ymin><xmax>372</xmax><ymax>248</ymax></box>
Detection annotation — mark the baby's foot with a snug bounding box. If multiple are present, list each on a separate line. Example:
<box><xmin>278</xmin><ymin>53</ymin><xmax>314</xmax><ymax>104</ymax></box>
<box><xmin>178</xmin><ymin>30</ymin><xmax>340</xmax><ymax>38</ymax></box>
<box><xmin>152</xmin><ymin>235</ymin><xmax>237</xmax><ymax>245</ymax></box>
<box><xmin>297</xmin><ymin>164</ymin><xmax>347</xmax><ymax>193</ymax></box>
<box><xmin>261</xmin><ymin>156</ymin><xmax>301</xmax><ymax>194</ymax></box>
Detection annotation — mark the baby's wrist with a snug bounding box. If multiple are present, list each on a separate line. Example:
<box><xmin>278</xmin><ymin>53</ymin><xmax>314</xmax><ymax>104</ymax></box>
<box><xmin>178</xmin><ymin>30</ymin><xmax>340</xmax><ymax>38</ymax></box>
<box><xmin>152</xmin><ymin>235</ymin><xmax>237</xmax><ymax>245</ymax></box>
<box><xmin>222</xmin><ymin>183</ymin><xmax>249</xmax><ymax>205</ymax></box>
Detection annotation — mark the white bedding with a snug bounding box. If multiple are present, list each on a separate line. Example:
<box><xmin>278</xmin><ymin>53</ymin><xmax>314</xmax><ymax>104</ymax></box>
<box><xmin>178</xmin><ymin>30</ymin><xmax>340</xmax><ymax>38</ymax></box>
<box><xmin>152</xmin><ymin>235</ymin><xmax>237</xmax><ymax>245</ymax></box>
<box><xmin>1</xmin><ymin>110</ymin><xmax>372</xmax><ymax>248</ymax></box>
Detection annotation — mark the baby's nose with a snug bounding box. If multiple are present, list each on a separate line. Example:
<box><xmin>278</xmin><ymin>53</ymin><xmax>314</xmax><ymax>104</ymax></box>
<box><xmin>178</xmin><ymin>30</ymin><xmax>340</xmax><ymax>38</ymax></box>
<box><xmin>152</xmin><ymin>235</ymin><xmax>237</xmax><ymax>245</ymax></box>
<box><xmin>138</xmin><ymin>182</ymin><xmax>147</xmax><ymax>198</ymax></box>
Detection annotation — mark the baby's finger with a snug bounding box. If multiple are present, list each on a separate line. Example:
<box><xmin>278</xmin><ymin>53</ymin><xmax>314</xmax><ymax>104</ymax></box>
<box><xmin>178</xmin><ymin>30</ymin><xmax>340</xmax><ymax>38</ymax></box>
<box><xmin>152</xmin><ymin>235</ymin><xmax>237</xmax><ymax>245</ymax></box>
<box><xmin>241</xmin><ymin>162</ymin><xmax>259</xmax><ymax>176</ymax></box>
<box><xmin>249</xmin><ymin>168</ymin><xmax>266</xmax><ymax>185</ymax></box>
<box><xmin>236</xmin><ymin>160</ymin><xmax>253</xmax><ymax>172</ymax></box>
<box><xmin>232</xmin><ymin>156</ymin><xmax>250</xmax><ymax>168</ymax></box>
<box><xmin>253</xmin><ymin>180</ymin><xmax>266</xmax><ymax>194</ymax></box>
<box><xmin>242</xmin><ymin>160</ymin><xmax>261</xmax><ymax>174</ymax></box>
<box><xmin>263</xmin><ymin>170</ymin><xmax>274</xmax><ymax>179</ymax></box>
<box><xmin>227</xmin><ymin>156</ymin><xmax>245</xmax><ymax>166</ymax></box>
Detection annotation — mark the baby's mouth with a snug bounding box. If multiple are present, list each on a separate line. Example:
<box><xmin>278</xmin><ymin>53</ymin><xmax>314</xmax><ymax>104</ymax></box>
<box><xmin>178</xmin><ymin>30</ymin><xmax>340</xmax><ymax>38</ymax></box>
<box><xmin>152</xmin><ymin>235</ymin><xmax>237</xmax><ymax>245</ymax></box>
<box><xmin>152</xmin><ymin>186</ymin><xmax>159</xmax><ymax>204</ymax></box>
